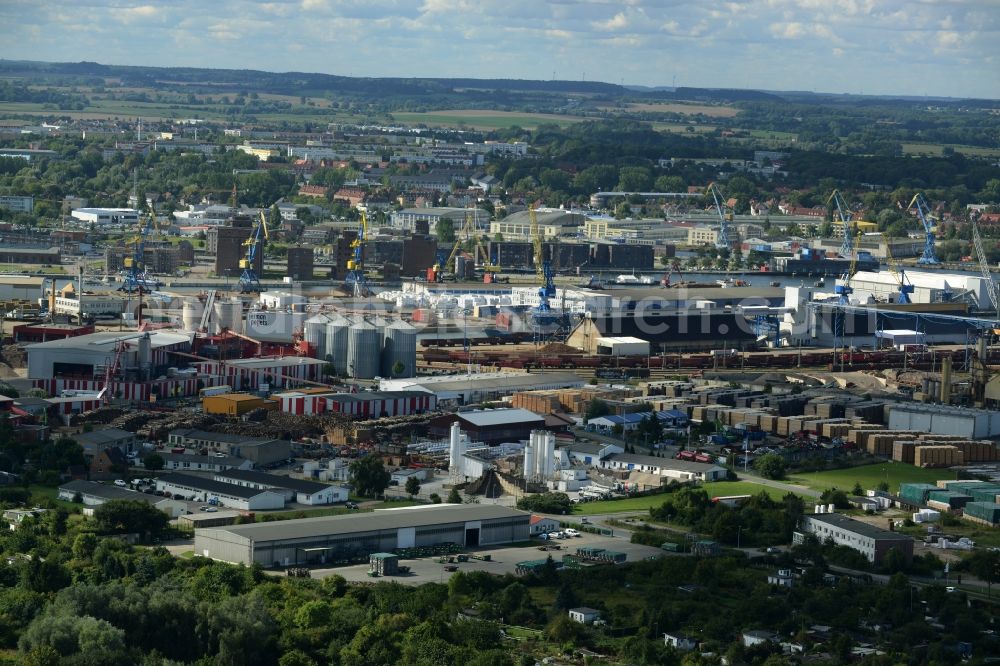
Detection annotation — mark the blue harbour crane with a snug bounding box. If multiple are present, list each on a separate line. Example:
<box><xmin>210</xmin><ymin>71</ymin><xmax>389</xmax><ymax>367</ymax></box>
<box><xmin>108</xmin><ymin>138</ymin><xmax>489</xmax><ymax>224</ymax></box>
<box><xmin>828</xmin><ymin>189</ymin><xmax>855</xmax><ymax>258</ymax></box>
<box><xmin>909</xmin><ymin>193</ymin><xmax>940</xmax><ymax>265</ymax></box>
<box><xmin>344</xmin><ymin>210</ymin><xmax>370</xmax><ymax>297</ymax></box>
<box><xmin>120</xmin><ymin>212</ymin><xmax>162</xmax><ymax>293</ymax></box>
<box><xmin>706</xmin><ymin>182</ymin><xmax>732</xmax><ymax>250</ymax></box>
<box><xmin>239</xmin><ymin>211</ymin><xmax>269</xmax><ymax>293</ymax></box>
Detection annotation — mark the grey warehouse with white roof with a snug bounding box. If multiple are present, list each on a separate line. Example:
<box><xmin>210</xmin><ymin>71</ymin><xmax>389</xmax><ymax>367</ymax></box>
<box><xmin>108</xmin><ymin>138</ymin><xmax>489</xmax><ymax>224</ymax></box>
<box><xmin>194</xmin><ymin>504</ymin><xmax>530</xmax><ymax>566</ymax></box>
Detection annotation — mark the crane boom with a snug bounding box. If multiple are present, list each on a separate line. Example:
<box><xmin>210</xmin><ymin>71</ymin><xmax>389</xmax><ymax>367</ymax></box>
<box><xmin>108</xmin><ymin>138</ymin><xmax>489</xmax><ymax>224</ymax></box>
<box><xmin>706</xmin><ymin>182</ymin><xmax>732</xmax><ymax>249</ymax></box>
<box><xmin>239</xmin><ymin>211</ymin><xmax>268</xmax><ymax>293</ymax></box>
<box><xmin>908</xmin><ymin>193</ymin><xmax>939</xmax><ymax>265</ymax></box>
<box><xmin>345</xmin><ymin>210</ymin><xmax>369</xmax><ymax>296</ymax></box>
<box><xmin>827</xmin><ymin>189</ymin><xmax>854</xmax><ymax>257</ymax></box>
<box><xmin>971</xmin><ymin>215</ymin><xmax>1000</xmax><ymax>319</ymax></box>
<box><xmin>882</xmin><ymin>233</ymin><xmax>914</xmax><ymax>304</ymax></box>
<box><xmin>528</xmin><ymin>204</ymin><xmax>545</xmax><ymax>281</ymax></box>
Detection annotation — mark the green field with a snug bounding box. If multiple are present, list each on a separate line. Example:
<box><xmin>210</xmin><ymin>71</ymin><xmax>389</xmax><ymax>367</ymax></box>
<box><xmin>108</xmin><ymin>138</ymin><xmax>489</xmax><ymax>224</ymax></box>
<box><xmin>788</xmin><ymin>463</ymin><xmax>955</xmax><ymax>495</ymax></box>
<box><xmin>902</xmin><ymin>142</ymin><xmax>1000</xmax><ymax>158</ymax></box>
<box><xmin>573</xmin><ymin>480</ymin><xmax>797</xmax><ymax>515</ymax></box>
<box><xmin>391</xmin><ymin>110</ymin><xmax>585</xmax><ymax>130</ymax></box>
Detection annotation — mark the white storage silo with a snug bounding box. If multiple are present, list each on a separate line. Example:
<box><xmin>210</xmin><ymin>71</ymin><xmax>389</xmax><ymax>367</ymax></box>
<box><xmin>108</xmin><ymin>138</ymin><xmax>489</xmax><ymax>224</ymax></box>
<box><xmin>523</xmin><ymin>443</ymin><xmax>535</xmax><ymax>483</ymax></box>
<box><xmin>182</xmin><ymin>300</ymin><xmax>203</xmax><ymax>331</ymax></box>
<box><xmin>214</xmin><ymin>298</ymin><xmax>242</xmax><ymax>334</ymax></box>
<box><xmin>304</xmin><ymin>314</ymin><xmax>331</xmax><ymax>359</ymax></box>
<box><xmin>346</xmin><ymin>319</ymin><xmax>381</xmax><ymax>379</ymax></box>
<box><xmin>382</xmin><ymin>319</ymin><xmax>416</xmax><ymax>378</ymax></box>
<box><xmin>325</xmin><ymin>314</ymin><xmax>352</xmax><ymax>372</ymax></box>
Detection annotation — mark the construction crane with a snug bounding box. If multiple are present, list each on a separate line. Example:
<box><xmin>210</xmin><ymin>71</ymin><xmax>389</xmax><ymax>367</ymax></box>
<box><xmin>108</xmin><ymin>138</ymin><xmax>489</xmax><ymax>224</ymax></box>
<box><xmin>908</xmin><ymin>193</ymin><xmax>940</xmax><ymax>265</ymax></box>
<box><xmin>528</xmin><ymin>204</ymin><xmax>555</xmax><ymax>309</ymax></box>
<box><xmin>239</xmin><ymin>211</ymin><xmax>269</xmax><ymax>293</ymax></box>
<box><xmin>970</xmin><ymin>215</ymin><xmax>1000</xmax><ymax>319</ymax></box>
<box><xmin>835</xmin><ymin>232</ymin><xmax>862</xmax><ymax>305</ymax></box>
<box><xmin>345</xmin><ymin>210</ymin><xmax>369</xmax><ymax>296</ymax></box>
<box><xmin>828</xmin><ymin>189</ymin><xmax>855</xmax><ymax>257</ymax></box>
<box><xmin>882</xmin><ymin>233</ymin><xmax>914</xmax><ymax>304</ymax></box>
<box><xmin>706</xmin><ymin>182</ymin><xmax>733</xmax><ymax>249</ymax></box>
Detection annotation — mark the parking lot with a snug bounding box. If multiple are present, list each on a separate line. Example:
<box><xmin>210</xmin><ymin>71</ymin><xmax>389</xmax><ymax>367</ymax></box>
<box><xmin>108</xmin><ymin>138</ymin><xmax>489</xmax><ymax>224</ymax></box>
<box><xmin>300</xmin><ymin>530</ymin><xmax>665</xmax><ymax>586</ymax></box>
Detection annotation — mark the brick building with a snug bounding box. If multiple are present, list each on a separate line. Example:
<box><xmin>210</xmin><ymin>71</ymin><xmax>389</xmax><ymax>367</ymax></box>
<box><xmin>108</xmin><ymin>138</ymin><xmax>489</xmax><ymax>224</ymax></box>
<box><xmin>286</xmin><ymin>247</ymin><xmax>315</xmax><ymax>280</ymax></box>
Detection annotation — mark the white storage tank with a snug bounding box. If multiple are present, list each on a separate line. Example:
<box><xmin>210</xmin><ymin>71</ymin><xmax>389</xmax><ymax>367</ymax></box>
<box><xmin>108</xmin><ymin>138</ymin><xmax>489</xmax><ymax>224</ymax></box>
<box><xmin>347</xmin><ymin>319</ymin><xmax>381</xmax><ymax>379</ymax></box>
<box><xmin>325</xmin><ymin>314</ymin><xmax>352</xmax><ymax>372</ymax></box>
<box><xmin>214</xmin><ymin>298</ymin><xmax>242</xmax><ymax>334</ymax></box>
<box><xmin>304</xmin><ymin>314</ymin><xmax>331</xmax><ymax>359</ymax></box>
<box><xmin>246</xmin><ymin>310</ymin><xmax>307</xmax><ymax>344</ymax></box>
<box><xmin>382</xmin><ymin>318</ymin><xmax>416</xmax><ymax>378</ymax></box>
<box><xmin>182</xmin><ymin>300</ymin><xmax>203</xmax><ymax>331</ymax></box>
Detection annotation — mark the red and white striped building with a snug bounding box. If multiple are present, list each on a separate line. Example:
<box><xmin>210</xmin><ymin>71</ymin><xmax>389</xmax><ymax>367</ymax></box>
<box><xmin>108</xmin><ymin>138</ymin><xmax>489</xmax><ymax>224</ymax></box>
<box><xmin>33</xmin><ymin>376</ymin><xmax>229</xmax><ymax>404</ymax></box>
<box><xmin>271</xmin><ymin>390</ymin><xmax>436</xmax><ymax>418</ymax></box>
<box><xmin>195</xmin><ymin>357</ymin><xmax>326</xmax><ymax>391</ymax></box>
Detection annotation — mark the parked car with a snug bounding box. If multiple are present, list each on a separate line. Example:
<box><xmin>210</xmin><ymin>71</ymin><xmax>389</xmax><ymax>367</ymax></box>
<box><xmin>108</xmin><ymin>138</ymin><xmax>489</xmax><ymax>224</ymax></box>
<box><xmin>564</xmin><ymin>528</ymin><xmax>580</xmax><ymax>537</ymax></box>
<box><xmin>113</xmin><ymin>479</ymin><xmax>127</xmax><ymax>487</ymax></box>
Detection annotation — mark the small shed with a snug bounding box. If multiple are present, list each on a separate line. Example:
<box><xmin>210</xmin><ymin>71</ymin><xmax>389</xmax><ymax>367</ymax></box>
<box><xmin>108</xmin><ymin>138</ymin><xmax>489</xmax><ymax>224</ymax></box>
<box><xmin>369</xmin><ymin>552</ymin><xmax>400</xmax><ymax>576</ymax></box>
<box><xmin>568</xmin><ymin>607</ymin><xmax>602</xmax><ymax>624</ymax></box>
<box><xmin>691</xmin><ymin>540</ymin><xmax>721</xmax><ymax>557</ymax></box>
<box><xmin>874</xmin><ymin>329</ymin><xmax>926</xmax><ymax>351</ymax></box>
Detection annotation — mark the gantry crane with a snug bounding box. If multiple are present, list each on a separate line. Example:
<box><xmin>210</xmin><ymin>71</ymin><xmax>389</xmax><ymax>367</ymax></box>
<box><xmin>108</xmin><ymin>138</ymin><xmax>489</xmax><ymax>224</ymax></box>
<box><xmin>706</xmin><ymin>182</ymin><xmax>732</xmax><ymax>249</ymax></box>
<box><xmin>909</xmin><ymin>193</ymin><xmax>940</xmax><ymax>265</ymax></box>
<box><xmin>345</xmin><ymin>210</ymin><xmax>369</xmax><ymax>296</ymax></box>
<box><xmin>120</xmin><ymin>211</ymin><xmax>162</xmax><ymax>293</ymax></box>
<box><xmin>828</xmin><ymin>189</ymin><xmax>855</xmax><ymax>258</ymax></box>
<box><xmin>835</xmin><ymin>232</ymin><xmax>862</xmax><ymax>305</ymax></box>
<box><xmin>882</xmin><ymin>233</ymin><xmax>914</xmax><ymax>304</ymax></box>
<box><xmin>971</xmin><ymin>215</ymin><xmax>1000</xmax><ymax>320</ymax></box>
<box><xmin>239</xmin><ymin>211</ymin><xmax>269</xmax><ymax>293</ymax></box>
<box><xmin>528</xmin><ymin>203</ymin><xmax>555</xmax><ymax>310</ymax></box>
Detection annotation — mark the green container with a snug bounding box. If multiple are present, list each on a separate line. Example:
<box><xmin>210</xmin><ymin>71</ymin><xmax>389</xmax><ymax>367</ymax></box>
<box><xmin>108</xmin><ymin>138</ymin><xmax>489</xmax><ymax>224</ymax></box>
<box><xmin>964</xmin><ymin>501</ymin><xmax>1000</xmax><ymax>525</ymax></box>
<box><xmin>967</xmin><ymin>486</ymin><xmax>1000</xmax><ymax>504</ymax></box>
<box><xmin>927</xmin><ymin>491</ymin><xmax>972</xmax><ymax>509</ymax></box>
<box><xmin>899</xmin><ymin>483</ymin><xmax>938</xmax><ymax>504</ymax></box>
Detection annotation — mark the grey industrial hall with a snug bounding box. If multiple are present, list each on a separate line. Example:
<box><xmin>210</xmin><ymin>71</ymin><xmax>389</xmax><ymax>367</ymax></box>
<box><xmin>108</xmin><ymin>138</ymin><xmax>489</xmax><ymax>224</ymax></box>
<box><xmin>193</xmin><ymin>504</ymin><xmax>530</xmax><ymax>566</ymax></box>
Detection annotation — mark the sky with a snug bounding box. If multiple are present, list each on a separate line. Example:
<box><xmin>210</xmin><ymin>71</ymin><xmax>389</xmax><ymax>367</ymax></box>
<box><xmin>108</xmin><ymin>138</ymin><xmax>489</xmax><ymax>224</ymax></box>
<box><xmin>2</xmin><ymin>0</ymin><xmax>999</xmax><ymax>99</ymax></box>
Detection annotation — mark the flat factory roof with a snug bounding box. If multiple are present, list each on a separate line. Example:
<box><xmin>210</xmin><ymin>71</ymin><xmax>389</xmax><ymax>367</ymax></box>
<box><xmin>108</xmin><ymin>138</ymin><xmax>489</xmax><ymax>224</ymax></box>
<box><xmin>805</xmin><ymin>512</ymin><xmax>911</xmax><ymax>541</ymax></box>
<box><xmin>458</xmin><ymin>408</ymin><xmax>544</xmax><ymax>427</ymax></box>
<box><xmin>203</xmin><ymin>504</ymin><xmax>527</xmax><ymax>542</ymax></box>
<box><xmin>157</xmin><ymin>472</ymin><xmax>277</xmax><ymax>499</ymax></box>
<box><xmin>215</xmin><ymin>469</ymin><xmax>337</xmax><ymax>494</ymax></box>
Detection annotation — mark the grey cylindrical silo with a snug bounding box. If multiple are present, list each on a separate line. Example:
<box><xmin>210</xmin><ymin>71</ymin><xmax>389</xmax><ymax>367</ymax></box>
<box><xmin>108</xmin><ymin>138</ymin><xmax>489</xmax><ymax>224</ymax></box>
<box><xmin>304</xmin><ymin>314</ymin><xmax>330</xmax><ymax>359</ymax></box>
<box><xmin>325</xmin><ymin>314</ymin><xmax>352</xmax><ymax>373</ymax></box>
<box><xmin>347</xmin><ymin>319</ymin><xmax>381</xmax><ymax>379</ymax></box>
<box><xmin>382</xmin><ymin>319</ymin><xmax>416</xmax><ymax>378</ymax></box>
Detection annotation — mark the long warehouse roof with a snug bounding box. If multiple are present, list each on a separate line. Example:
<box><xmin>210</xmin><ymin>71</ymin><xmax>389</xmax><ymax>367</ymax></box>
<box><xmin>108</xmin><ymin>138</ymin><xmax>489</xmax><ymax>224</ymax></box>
<box><xmin>204</xmin><ymin>504</ymin><xmax>527</xmax><ymax>542</ymax></box>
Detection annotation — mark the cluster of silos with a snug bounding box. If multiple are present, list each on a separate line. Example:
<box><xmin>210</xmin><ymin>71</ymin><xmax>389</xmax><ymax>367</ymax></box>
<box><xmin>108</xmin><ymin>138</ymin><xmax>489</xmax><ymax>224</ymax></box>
<box><xmin>325</xmin><ymin>314</ymin><xmax>352</xmax><ymax>375</ymax></box>
<box><xmin>318</xmin><ymin>314</ymin><xmax>416</xmax><ymax>380</ymax></box>
<box><xmin>346</xmin><ymin>318</ymin><xmax>381</xmax><ymax>379</ymax></box>
<box><xmin>304</xmin><ymin>313</ymin><xmax>330</xmax><ymax>359</ymax></box>
<box><xmin>382</xmin><ymin>319</ymin><xmax>416</xmax><ymax>378</ymax></box>
<box><xmin>179</xmin><ymin>296</ymin><xmax>241</xmax><ymax>334</ymax></box>
<box><xmin>523</xmin><ymin>430</ymin><xmax>555</xmax><ymax>482</ymax></box>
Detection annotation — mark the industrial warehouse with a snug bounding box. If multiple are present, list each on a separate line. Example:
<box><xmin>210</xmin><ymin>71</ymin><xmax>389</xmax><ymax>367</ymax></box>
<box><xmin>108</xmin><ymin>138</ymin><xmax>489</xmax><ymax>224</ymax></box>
<box><xmin>193</xmin><ymin>504</ymin><xmax>531</xmax><ymax>566</ymax></box>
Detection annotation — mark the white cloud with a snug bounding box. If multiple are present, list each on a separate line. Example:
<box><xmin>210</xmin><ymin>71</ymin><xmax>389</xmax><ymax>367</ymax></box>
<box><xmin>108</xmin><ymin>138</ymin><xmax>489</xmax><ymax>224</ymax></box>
<box><xmin>0</xmin><ymin>0</ymin><xmax>994</xmax><ymax>97</ymax></box>
<box><xmin>592</xmin><ymin>12</ymin><xmax>629</xmax><ymax>31</ymax></box>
